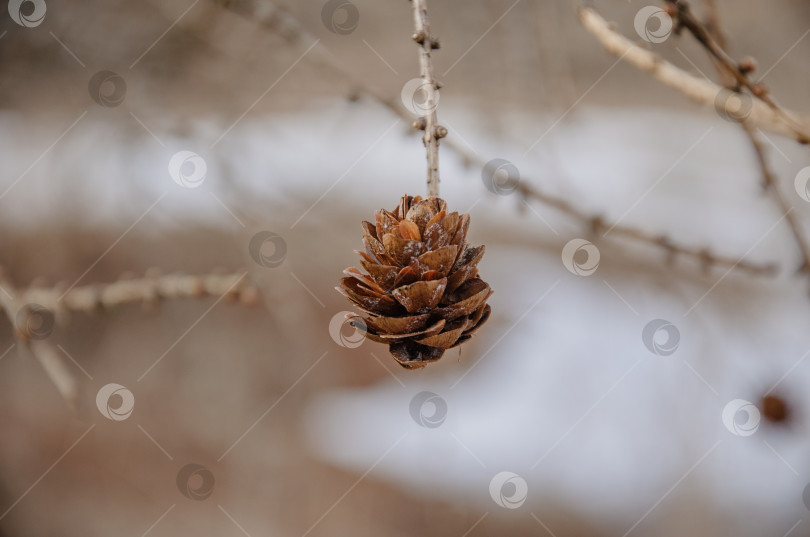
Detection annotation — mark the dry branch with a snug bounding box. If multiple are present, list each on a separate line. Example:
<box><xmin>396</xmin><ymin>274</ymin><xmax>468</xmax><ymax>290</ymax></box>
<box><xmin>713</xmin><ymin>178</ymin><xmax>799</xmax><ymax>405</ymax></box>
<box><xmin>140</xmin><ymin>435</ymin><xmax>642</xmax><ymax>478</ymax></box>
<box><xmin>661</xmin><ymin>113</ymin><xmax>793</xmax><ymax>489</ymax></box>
<box><xmin>22</xmin><ymin>271</ymin><xmax>258</xmax><ymax>314</ymax></box>
<box><xmin>693</xmin><ymin>0</ymin><xmax>810</xmax><ymax>273</ymax></box>
<box><xmin>212</xmin><ymin>0</ymin><xmax>777</xmax><ymax>276</ymax></box>
<box><xmin>0</xmin><ymin>268</ymin><xmax>78</xmax><ymax>409</ymax></box>
<box><xmin>578</xmin><ymin>6</ymin><xmax>810</xmax><ymax>143</ymax></box>
<box><xmin>410</xmin><ymin>0</ymin><xmax>445</xmax><ymax>197</ymax></box>
<box><xmin>0</xmin><ymin>270</ymin><xmax>257</xmax><ymax>408</ymax></box>
<box><xmin>670</xmin><ymin>1</ymin><xmax>809</xmax><ymax>142</ymax></box>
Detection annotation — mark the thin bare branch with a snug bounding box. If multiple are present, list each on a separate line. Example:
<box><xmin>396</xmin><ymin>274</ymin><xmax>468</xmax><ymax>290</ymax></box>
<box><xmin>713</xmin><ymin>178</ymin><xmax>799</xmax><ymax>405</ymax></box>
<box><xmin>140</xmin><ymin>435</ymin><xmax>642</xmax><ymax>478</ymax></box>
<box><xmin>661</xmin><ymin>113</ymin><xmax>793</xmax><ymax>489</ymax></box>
<box><xmin>578</xmin><ymin>6</ymin><xmax>810</xmax><ymax>143</ymax></box>
<box><xmin>669</xmin><ymin>1</ymin><xmax>809</xmax><ymax>142</ymax></box>
<box><xmin>517</xmin><ymin>183</ymin><xmax>776</xmax><ymax>276</ymax></box>
<box><xmin>699</xmin><ymin>0</ymin><xmax>810</xmax><ymax>273</ymax></box>
<box><xmin>0</xmin><ymin>268</ymin><xmax>78</xmax><ymax>409</ymax></box>
<box><xmin>410</xmin><ymin>0</ymin><xmax>445</xmax><ymax>197</ymax></box>
<box><xmin>22</xmin><ymin>271</ymin><xmax>259</xmax><ymax>314</ymax></box>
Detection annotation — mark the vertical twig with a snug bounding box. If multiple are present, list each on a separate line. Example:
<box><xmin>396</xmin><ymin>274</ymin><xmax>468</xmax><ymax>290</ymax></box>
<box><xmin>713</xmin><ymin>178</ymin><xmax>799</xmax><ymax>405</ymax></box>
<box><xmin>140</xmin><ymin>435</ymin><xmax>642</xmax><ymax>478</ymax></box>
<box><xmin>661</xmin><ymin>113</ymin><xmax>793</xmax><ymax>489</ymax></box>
<box><xmin>410</xmin><ymin>0</ymin><xmax>446</xmax><ymax>197</ymax></box>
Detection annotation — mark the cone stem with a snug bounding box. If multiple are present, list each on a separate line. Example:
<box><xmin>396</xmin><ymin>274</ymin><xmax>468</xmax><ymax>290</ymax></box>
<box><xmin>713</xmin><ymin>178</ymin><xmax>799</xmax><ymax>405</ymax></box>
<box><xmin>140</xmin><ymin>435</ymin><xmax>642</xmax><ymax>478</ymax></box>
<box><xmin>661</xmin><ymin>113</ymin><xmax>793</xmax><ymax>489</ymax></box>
<box><xmin>411</xmin><ymin>0</ymin><xmax>443</xmax><ymax>197</ymax></box>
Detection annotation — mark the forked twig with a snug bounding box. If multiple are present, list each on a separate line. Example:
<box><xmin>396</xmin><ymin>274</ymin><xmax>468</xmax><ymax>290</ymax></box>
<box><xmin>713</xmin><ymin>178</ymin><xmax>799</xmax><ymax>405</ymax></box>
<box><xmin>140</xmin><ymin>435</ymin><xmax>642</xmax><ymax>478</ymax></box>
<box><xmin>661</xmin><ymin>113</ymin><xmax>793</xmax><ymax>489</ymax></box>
<box><xmin>669</xmin><ymin>1</ymin><xmax>810</xmax><ymax>143</ymax></box>
<box><xmin>687</xmin><ymin>0</ymin><xmax>810</xmax><ymax>273</ymax></box>
<box><xmin>578</xmin><ymin>6</ymin><xmax>810</xmax><ymax>143</ymax></box>
<box><xmin>0</xmin><ymin>269</ymin><xmax>258</xmax><ymax>408</ymax></box>
<box><xmin>0</xmin><ymin>268</ymin><xmax>78</xmax><ymax>409</ymax></box>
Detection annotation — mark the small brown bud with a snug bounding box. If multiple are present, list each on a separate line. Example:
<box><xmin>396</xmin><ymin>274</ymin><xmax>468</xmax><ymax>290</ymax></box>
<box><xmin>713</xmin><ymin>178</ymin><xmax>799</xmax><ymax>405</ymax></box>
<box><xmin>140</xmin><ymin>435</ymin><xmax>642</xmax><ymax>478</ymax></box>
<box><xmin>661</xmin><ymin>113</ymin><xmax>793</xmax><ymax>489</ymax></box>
<box><xmin>430</xmin><ymin>37</ymin><xmax>441</xmax><ymax>50</ymax></box>
<box><xmin>434</xmin><ymin>125</ymin><xmax>448</xmax><ymax>139</ymax></box>
<box><xmin>239</xmin><ymin>286</ymin><xmax>261</xmax><ymax>307</ymax></box>
<box><xmin>412</xmin><ymin>117</ymin><xmax>427</xmax><ymax>130</ymax></box>
<box><xmin>189</xmin><ymin>276</ymin><xmax>206</xmax><ymax>297</ymax></box>
<box><xmin>223</xmin><ymin>290</ymin><xmax>238</xmax><ymax>304</ymax></box>
<box><xmin>411</xmin><ymin>31</ymin><xmax>426</xmax><ymax>44</ymax></box>
<box><xmin>752</xmin><ymin>82</ymin><xmax>769</xmax><ymax>98</ymax></box>
<box><xmin>738</xmin><ymin>57</ymin><xmax>757</xmax><ymax>74</ymax></box>
<box><xmin>761</xmin><ymin>394</ymin><xmax>789</xmax><ymax>423</ymax></box>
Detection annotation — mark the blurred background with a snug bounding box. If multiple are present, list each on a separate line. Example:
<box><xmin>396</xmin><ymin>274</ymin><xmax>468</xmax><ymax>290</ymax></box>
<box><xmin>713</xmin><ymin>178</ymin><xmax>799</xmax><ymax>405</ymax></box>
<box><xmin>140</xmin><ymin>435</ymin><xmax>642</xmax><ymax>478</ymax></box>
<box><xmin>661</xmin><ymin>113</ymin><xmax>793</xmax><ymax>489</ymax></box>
<box><xmin>2</xmin><ymin>0</ymin><xmax>810</xmax><ymax>535</ymax></box>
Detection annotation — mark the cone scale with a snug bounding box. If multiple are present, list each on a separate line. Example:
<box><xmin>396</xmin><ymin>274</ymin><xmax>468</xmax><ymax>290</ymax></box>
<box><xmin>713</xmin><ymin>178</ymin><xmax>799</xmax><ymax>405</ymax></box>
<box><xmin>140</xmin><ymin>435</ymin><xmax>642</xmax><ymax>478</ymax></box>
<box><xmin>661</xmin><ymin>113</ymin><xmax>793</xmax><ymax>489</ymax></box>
<box><xmin>337</xmin><ymin>195</ymin><xmax>493</xmax><ymax>369</ymax></box>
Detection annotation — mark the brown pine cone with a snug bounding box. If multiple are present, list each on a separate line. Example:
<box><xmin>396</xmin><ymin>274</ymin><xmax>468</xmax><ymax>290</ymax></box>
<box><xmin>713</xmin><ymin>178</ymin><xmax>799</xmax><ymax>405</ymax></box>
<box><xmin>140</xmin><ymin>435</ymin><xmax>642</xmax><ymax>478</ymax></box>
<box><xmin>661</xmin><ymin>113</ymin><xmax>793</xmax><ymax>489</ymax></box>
<box><xmin>336</xmin><ymin>195</ymin><xmax>493</xmax><ymax>369</ymax></box>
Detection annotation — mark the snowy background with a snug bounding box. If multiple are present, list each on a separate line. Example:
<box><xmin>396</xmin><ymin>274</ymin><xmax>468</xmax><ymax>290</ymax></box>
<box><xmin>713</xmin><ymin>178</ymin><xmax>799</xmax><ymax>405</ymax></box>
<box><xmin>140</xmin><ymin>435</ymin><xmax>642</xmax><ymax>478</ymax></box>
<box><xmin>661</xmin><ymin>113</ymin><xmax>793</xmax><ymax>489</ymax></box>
<box><xmin>2</xmin><ymin>0</ymin><xmax>810</xmax><ymax>535</ymax></box>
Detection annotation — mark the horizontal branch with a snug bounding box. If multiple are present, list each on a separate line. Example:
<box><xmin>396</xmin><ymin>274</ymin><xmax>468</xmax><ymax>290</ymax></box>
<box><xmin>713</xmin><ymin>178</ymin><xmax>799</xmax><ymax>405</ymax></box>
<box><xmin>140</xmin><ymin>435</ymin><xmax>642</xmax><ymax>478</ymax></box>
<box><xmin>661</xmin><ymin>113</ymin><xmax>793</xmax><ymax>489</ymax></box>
<box><xmin>21</xmin><ymin>271</ymin><xmax>259</xmax><ymax>314</ymax></box>
<box><xmin>517</xmin><ymin>184</ymin><xmax>776</xmax><ymax>276</ymax></box>
<box><xmin>578</xmin><ymin>6</ymin><xmax>810</xmax><ymax>143</ymax></box>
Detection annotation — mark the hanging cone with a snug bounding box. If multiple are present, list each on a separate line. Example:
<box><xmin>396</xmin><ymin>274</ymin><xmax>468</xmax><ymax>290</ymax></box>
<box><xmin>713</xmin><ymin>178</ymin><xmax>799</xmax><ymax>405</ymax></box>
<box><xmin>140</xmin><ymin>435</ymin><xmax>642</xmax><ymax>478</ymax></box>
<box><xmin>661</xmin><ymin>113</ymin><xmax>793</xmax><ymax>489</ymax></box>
<box><xmin>337</xmin><ymin>195</ymin><xmax>493</xmax><ymax>369</ymax></box>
